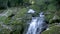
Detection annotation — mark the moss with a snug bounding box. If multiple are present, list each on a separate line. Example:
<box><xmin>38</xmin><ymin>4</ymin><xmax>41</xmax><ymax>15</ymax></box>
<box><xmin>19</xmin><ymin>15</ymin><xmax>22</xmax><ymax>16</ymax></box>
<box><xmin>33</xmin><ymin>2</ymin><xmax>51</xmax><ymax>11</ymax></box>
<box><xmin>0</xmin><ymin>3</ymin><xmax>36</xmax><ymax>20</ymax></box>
<box><xmin>42</xmin><ymin>26</ymin><xmax>60</xmax><ymax>34</ymax></box>
<box><xmin>0</xmin><ymin>7</ymin><xmax>30</xmax><ymax>34</ymax></box>
<box><xmin>10</xmin><ymin>25</ymin><xmax>23</xmax><ymax>34</ymax></box>
<box><xmin>45</xmin><ymin>13</ymin><xmax>54</xmax><ymax>22</ymax></box>
<box><xmin>0</xmin><ymin>16</ymin><xmax>7</xmax><ymax>22</ymax></box>
<box><xmin>0</xmin><ymin>29</ymin><xmax>11</xmax><ymax>34</ymax></box>
<box><xmin>0</xmin><ymin>25</ymin><xmax>11</xmax><ymax>34</ymax></box>
<box><xmin>15</xmin><ymin>8</ymin><xmax>28</xmax><ymax>18</ymax></box>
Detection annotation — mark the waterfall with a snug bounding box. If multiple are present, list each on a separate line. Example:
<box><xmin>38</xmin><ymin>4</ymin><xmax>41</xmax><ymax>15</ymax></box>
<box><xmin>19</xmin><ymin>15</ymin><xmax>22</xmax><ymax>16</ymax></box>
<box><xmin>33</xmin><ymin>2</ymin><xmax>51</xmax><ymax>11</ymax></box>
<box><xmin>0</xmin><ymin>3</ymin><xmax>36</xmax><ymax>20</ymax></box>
<box><xmin>26</xmin><ymin>9</ymin><xmax>48</xmax><ymax>34</ymax></box>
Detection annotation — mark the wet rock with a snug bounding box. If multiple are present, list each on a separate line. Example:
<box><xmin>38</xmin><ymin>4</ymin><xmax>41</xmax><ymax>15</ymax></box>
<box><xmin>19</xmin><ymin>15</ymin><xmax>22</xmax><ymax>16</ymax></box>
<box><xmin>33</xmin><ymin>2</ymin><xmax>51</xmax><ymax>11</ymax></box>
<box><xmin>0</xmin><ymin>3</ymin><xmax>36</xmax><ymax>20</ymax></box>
<box><xmin>28</xmin><ymin>9</ymin><xmax>35</xmax><ymax>14</ymax></box>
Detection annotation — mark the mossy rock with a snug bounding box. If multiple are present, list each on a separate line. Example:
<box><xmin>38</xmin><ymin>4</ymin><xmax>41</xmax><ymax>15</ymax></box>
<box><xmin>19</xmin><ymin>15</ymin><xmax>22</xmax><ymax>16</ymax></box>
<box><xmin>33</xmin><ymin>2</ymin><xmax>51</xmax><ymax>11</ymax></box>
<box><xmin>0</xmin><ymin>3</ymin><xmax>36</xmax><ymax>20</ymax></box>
<box><xmin>49</xmin><ymin>19</ymin><xmax>60</xmax><ymax>24</ymax></box>
<box><xmin>10</xmin><ymin>25</ymin><xmax>23</xmax><ymax>34</ymax></box>
<box><xmin>42</xmin><ymin>26</ymin><xmax>60</xmax><ymax>34</ymax></box>
<box><xmin>0</xmin><ymin>29</ymin><xmax>11</xmax><ymax>34</ymax></box>
<box><xmin>15</xmin><ymin>8</ymin><xmax>28</xmax><ymax>18</ymax></box>
<box><xmin>0</xmin><ymin>26</ymin><xmax>11</xmax><ymax>34</ymax></box>
<box><xmin>49</xmin><ymin>15</ymin><xmax>60</xmax><ymax>24</ymax></box>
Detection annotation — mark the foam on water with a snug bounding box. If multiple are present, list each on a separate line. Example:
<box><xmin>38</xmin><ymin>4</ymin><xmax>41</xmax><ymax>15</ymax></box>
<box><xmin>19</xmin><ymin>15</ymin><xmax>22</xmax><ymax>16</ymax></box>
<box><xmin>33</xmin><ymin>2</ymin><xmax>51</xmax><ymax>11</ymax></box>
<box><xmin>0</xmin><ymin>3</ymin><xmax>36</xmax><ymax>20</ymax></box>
<box><xmin>26</xmin><ymin>9</ymin><xmax>47</xmax><ymax>34</ymax></box>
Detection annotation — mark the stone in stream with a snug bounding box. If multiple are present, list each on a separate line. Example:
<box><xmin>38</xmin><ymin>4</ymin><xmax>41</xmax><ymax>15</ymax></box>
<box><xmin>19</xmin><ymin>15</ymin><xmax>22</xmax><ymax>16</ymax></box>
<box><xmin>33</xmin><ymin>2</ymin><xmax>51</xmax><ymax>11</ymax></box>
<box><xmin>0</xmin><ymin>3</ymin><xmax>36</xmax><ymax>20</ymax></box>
<box><xmin>28</xmin><ymin>9</ymin><xmax>35</xmax><ymax>14</ymax></box>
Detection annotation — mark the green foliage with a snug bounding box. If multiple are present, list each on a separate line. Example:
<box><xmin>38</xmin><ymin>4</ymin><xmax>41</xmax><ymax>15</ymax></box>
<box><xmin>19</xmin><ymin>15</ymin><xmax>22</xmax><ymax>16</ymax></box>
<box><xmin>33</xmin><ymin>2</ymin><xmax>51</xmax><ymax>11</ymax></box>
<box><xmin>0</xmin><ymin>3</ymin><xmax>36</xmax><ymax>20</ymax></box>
<box><xmin>10</xmin><ymin>25</ymin><xmax>23</xmax><ymax>34</ymax></box>
<box><xmin>47</xmin><ymin>4</ymin><xmax>56</xmax><ymax>11</ymax></box>
<box><xmin>0</xmin><ymin>7</ymin><xmax>29</xmax><ymax>34</ymax></box>
<box><xmin>42</xmin><ymin>26</ymin><xmax>60</xmax><ymax>34</ymax></box>
<box><xmin>0</xmin><ymin>16</ymin><xmax>7</xmax><ymax>22</ymax></box>
<box><xmin>0</xmin><ymin>0</ymin><xmax>60</xmax><ymax>34</ymax></box>
<box><xmin>29</xmin><ymin>5</ymin><xmax>40</xmax><ymax>12</ymax></box>
<box><xmin>23</xmin><ymin>0</ymin><xmax>29</xmax><ymax>3</ymax></box>
<box><xmin>0</xmin><ymin>28</ymin><xmax>11</xmax><ymax>34</ymax></box>
<box><xmin>15</xmin><ymin>8</ymin><xmax>28</xmax><ymax>18</ymax></box>
<box><xmin>35</xmin><ymin>0</ymin><xmax>45</xmax><ymax>5</ymax></box>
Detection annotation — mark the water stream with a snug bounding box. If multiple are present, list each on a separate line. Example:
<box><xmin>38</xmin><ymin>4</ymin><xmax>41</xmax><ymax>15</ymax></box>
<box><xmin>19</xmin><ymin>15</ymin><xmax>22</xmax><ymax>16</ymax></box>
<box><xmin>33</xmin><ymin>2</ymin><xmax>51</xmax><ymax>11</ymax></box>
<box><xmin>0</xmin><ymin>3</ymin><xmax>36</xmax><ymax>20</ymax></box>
<box><xmin>26</xmin><ymin>9</ymin><xmax>47</xmax><ymax>34</ymax></box>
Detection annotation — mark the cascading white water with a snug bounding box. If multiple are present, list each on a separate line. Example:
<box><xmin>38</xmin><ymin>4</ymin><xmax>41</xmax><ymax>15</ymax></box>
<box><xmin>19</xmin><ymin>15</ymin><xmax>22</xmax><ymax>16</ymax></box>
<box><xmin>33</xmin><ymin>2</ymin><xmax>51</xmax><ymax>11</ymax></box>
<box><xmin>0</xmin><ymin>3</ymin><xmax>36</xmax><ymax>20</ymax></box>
<box><xmin>26</xmin><ymin>17</ymin><xmax>38</xmax><ymax>34</ymax></box>
<box><xmin>26</xmin><ymin>9</ymin><xmax>47</xmax><ymax>34</ymax></box>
